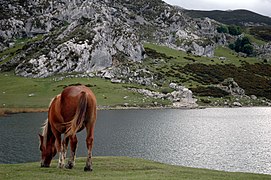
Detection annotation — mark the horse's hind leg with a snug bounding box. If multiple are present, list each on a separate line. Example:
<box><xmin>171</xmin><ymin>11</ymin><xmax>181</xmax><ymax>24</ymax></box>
<box><xmin>84</xmin><ymin>124</ymin><xmax>95</xmax><ymax>171</ymax></box>
<box><xmin>65</xmin><ymin>135</ymin><xmax>78</xmax><ymax>169</ymax></box>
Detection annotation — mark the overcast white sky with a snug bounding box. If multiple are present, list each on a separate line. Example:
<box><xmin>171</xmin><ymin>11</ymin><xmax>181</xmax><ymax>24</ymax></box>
<box><xmin>164</xmin><ymin>0</ymin><xmax>271</xmax><ymax>17</ymax></box>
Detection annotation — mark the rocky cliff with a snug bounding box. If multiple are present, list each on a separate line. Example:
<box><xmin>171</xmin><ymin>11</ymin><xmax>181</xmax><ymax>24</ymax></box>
<box><xmin>0</xmin><ymin>0</ymin><xmax>226</xmax><ymax>78</ymax></box>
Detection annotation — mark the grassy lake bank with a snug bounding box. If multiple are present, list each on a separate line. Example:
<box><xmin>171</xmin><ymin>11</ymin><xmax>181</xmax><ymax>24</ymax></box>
<box><xmin>0</xmin><ymin>156</ymin><xmax>270</xmax><ymax>180</ymax></box>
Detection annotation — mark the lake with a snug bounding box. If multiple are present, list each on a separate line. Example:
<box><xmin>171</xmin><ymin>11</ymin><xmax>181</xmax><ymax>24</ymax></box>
<box><xmin>0</xmin><ymin>107</ymin><xmax>271</xmax><ymax>174</ymax></box>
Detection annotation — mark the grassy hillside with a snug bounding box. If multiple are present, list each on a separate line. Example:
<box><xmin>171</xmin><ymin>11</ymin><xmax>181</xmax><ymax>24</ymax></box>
<box><xmin>0</xmin><ymin>71</ymin><xmax>170</xmax><ymax>110</ymax></box>
<box><xmin>143</xmin><ymin>43</ymin><xmax>271</xmax><ymax>106</ymax></box>
<box><xmin>0</xmin><ymin>156</ymin><xmax>270</xmax><ymax>180</ymax></box>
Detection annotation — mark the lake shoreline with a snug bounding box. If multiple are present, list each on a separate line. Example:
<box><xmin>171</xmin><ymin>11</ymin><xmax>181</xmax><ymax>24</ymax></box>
<box><xmin>1</xmin><ymin>105</ymin><xmax>270</xmax><ymax>117</ymax></box>
<box><xmin>0</xmin><ymin>106</ymin><xmax>194</xmax><ymax>117</ymax></box>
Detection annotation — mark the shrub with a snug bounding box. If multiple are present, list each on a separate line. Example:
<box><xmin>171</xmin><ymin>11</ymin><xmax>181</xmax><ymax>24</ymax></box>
<box><xmin>228</xmin><ymin>25</ymin><xmax>242</xmax><ymax>36</ymax></box>
<box><xmin>191</xmin><ymin>86</ymin><xmax>229</xmax><ymax>97</ymax></box>
<box><xmin>217</xmin><ymin>25</ymin><xmax>229</xmax><ymax>33</ymax></box>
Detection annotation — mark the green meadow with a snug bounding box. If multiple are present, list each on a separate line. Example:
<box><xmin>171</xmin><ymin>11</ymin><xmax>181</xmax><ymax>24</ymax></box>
<box><xmin>0</xmin><ymin>157</ymin><xmax>270</xmax><ymax>180</ymax></box>
<box><xmin>0</xmin><ymin>71</ymin><xmax>169</xmax><ymax>109</ymax></box>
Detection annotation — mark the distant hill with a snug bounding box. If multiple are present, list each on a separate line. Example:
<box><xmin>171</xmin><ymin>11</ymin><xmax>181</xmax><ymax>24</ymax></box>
<box><xmin>184</xmin><ymin>9</ymin><xmax>271</xmax><ymax>26</ymax></box>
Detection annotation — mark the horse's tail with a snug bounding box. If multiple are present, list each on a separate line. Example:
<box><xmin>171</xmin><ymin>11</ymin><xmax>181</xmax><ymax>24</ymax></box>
<box><xmin>65</xmin><ymin>91</ymin><xmax>88</xmax><ymax>138</ymax></box>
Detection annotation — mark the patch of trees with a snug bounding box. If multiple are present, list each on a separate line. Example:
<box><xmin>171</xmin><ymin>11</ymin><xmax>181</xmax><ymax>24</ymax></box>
<box><xmin>217</xmin><ymin>25</ymin><xmax>242</xmax><ymax>36</ymax></box>
<box><xmin>229</xmin><ymin>36</ymin><xmax>254</xmax><ymax>56</ymax></box>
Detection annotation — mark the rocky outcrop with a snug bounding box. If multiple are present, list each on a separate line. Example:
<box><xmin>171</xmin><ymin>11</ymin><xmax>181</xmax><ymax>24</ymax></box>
<box><xmin>255</xmin><ymin>42</ymin><xmax>271</xmax><ymax>62</ymax></box>
<box><xmin>217</xmin><ymin>78</ymin><xmax>245</xmax><ymax>96</ymax></box>
<box><xmin>130</xmin><ymin>83</ymin><xmax>198</xmax><ymax>108</ymax></box>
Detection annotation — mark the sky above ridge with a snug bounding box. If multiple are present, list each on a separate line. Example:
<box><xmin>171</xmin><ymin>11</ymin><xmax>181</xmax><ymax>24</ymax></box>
<box><xmin>164</xmin><ymin>0</ymin><xmax>271</xmax><ymax>17</ymax></box>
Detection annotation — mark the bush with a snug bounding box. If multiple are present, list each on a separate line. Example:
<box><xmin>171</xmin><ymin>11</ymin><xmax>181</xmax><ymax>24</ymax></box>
<box><xmin>217</xmin><ymin>25</ymin><xmax>229</xmax><ymax>33</ymax></box>
<box><xmin>228</xmin><ymin>25</ymin><xmax>242</xmax><ymax>36</ymax></box>
<box><xmin>160</xmin><ymin>87</ymin><xmax>173</xmax><ymax>94</ymax></box>
<box><xmin>243</xmin><ymin>44</ymin><xmax>253</xmax><ymax>55</ymax></box>
<box><xmin>231</xmin><ymin>36</ymin><xmax>254</xmax><ymax>56</ymax></box>
<box><xmin>191</xmin><ymin>86</ymin><xmax>230</xmax><ymax>97</ymax></box>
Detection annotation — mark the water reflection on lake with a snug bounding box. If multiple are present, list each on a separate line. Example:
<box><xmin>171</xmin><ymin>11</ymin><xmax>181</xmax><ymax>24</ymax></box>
<box><xmin>0</xmin><ymin>107</ymin><xmax>271</xmax><ymax>174</ymax></box>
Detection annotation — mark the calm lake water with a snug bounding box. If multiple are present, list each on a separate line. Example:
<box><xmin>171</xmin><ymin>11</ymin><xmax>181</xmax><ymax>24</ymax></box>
<box><xmin>0</xmin><ymin>107</ymin><xmax>271</xmax><ymax>174</ymax></box>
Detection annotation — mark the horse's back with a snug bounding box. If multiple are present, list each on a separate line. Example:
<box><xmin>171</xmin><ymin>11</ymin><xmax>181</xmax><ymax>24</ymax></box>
<box><xmin>48</xmin><ymin>85</ymin><xmax>96</xmax><ymax>132</ymax></box>
<box><xmin>61</xmin><ymin>85</ymin><xmax>96</xmax><ymax>121</ymax></box>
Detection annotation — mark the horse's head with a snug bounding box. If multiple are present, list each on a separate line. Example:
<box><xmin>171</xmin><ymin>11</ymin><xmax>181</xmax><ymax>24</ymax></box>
<box><xmin>39</xmin><ymin>134</ymin><xmax>57</xmax><ymax>167</ymax></box>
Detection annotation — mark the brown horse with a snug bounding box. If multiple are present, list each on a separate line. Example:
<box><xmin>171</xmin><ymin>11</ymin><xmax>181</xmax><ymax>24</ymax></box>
<box><xmin>39</xmin><ymin>85</ymin><xmax>97</xmax><ymax>171</ymax></box>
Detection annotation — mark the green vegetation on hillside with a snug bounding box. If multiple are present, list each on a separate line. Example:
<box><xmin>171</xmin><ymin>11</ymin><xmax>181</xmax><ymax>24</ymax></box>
<box><xmin>0</xmin><ymin>35</ymin><xmax>44</xmax><ymax>66</ymax></box>
<box><xmin>1</xmin><ymin>42</ymin><xmax>270</xmax><ymax>110</ymax></box>
<box><xmin>0</xmin><ymin>156</ymin><xmax>270</xmax><ymax>180</ymax></box>
<box><xmin>142</xmin><ymin>43</ymin><xmax>271</xmax><ymax>106</ymax></box>
<box><xmin>249</xmin><ymin>26</ymin><xmax>271</xmax><ymax>42</ymax></box>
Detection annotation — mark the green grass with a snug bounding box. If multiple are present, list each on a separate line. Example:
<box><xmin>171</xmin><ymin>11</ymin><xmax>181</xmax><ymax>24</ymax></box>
<box><xmin>244</xmin><ymin>33</ymin><xmax>267</xmax><ymax>45</ymax></box>
<box><xmin>214</xmin><ymin>46</ymin><xmax>261</xmax><ymax>65</ymax></box>
<box><xmin>144</xmin><ymin>43</ymin><xmax>265</xmax><ymax>67</ymax></box>
<box><xmin>0</xmin><ymin>156</ymin><xmax>270</xmax><ymax>180</ymax></box>
<box><xmin>0</xmin><ymin>72</ymin><xmax>170</xmax><ymax>109</ymax></box>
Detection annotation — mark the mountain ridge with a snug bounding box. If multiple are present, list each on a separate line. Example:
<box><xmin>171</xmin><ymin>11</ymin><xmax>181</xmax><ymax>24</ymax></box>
<box><xmin>183</xmin><ymin>9</ymin><xmax>271</xmax><ymax>26</ymax></box>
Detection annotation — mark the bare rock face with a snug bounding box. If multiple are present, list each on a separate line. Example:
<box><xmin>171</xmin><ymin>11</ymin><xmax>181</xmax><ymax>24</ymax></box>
<box><xmin>2</xmin><ymin>0</ymin><xmax>145</xmax><ymax>77</ymax></box>
<box><xmin>0</xmin><ymin>0</ymin><xmax>226</xmax><ymax>78</ymax></box>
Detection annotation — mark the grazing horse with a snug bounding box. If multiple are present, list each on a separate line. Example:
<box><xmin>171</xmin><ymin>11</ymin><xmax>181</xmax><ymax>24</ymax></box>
<box><xmin>39</xmin><ymin>85</ymin><xmax>97</xmax><ymax>171</ymax></box>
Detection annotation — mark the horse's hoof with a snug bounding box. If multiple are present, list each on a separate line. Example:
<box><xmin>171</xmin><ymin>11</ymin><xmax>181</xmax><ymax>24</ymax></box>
<box><xmin>84</xmin><ymin>166</ymin><xmax>93</xmax><ymax>172</ymax></box>
<box><xmin>65</xmin><ymin>161</ymin><xmax>74</xmax><ymax>169</ymax></box>
<box><xmin>58</xmin><ymin>163</ymin><xmax>64</xmax><ymax>169</ymax></box>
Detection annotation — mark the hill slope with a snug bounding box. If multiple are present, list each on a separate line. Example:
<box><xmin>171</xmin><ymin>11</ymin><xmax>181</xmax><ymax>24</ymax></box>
<box><xmin>184</xmin><ymin>9</ymin><xmax>271</xmax><ymax>26</ymax></box>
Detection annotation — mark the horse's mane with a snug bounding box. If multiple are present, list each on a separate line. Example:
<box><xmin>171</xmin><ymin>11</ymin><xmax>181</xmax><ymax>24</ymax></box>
<box><xmin>41</xmin><ymin>119</ymin><xmax>49</xmax><ymax>146</ymax></box>
<box><xmin>41</xmin><ymin>96</ymin><xmax>57</xmax><ymax>146</ymax></box>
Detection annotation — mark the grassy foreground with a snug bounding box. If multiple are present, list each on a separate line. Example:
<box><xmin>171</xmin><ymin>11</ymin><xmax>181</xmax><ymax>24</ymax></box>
<box><xmin>0</xmin><ymin>157</ymin><xmax>270</xmax><ymax>180</ymax></box>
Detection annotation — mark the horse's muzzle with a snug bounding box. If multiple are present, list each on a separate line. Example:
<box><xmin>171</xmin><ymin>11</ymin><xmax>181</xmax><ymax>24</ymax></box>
<box><xmin>41</xmin><ymin>163</ymin><xmax>50</xmax><ymax>167</ymax></box>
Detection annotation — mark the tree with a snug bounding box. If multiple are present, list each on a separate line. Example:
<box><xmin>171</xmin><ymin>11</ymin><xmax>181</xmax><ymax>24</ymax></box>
<box><xmin>217</xmin><ymin>25</ymin><xmax>229</xmax><ymax>33</ymax></box>
<box><xmin>230</xmin><ymin>36</ymin><xmax>254</xmax><ymax>56</ymax></box>
<box><xmin>228</xmin><ymin>43</ymin><xmax>235</xmax><ymax>50</ymax></box>
<box><xmin>234</xmin><ymin>38</ymin><xmax>243</xmax><ymax>52</ymax></box>
<box><xmin>243</xmin><ymin>44</ymin><xmax>254</xmax><ymax>55</ymax></box>
<box><xmin>228</xmin><ymin>25</ymin><xmax>242</xmax><ymax>36</ymax></box>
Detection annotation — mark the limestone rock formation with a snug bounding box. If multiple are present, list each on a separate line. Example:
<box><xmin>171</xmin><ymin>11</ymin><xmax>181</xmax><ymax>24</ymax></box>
<box><xmin>217</xmin><ymin>78</ymin><xmax>245</xmax><ymax>97</ymax></box>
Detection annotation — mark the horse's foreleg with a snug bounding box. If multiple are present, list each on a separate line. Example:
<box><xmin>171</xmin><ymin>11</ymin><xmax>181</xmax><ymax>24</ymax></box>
<box><xmin>61</xmin><ymin>137</ymin><xmax>69</xmax><ymax>167</ymax></box>
<box><xmin>55</xmin><ymin>134</ymin><xmax>65</xmax><ymax>168</ymax></box>
<box><xmin>84</xmin><ymin>126</ymin><xmax>95</xmax><ymax>171</ymax></box>
<box><xmin>65</xmin><ymin>135</ymin><xmax>78</xmax><ymax>169</ymax></box>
